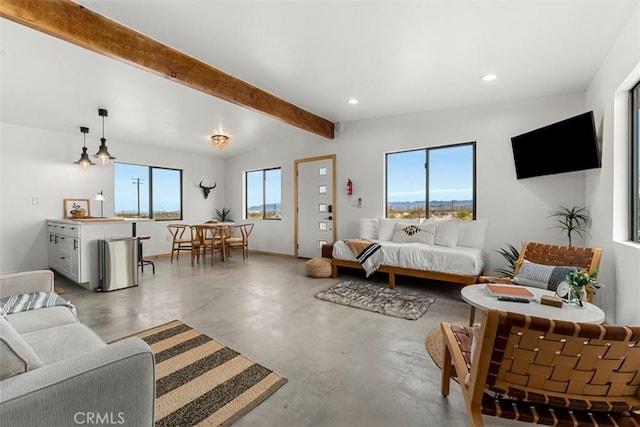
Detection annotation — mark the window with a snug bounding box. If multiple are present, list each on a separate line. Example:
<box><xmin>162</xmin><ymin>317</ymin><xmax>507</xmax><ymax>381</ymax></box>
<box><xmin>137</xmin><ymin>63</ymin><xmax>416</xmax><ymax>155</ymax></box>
<box><xmin>114</xmin><ymin>162</ymin><xmax>182</xmax><ymax>220</ymax></box>
<box><xmin>246</xmin><ymin>167</ymin><xmax>282</xmax><ymax>219</ymax></box>
<box><xmin>632</xmin><ymin>83</ymin><xmax>640</xmax><ymax>241</ymax></box>
<box><xmin>386</xmin><ymin>142</ymin><xmax>476</xmax><ymax>220</ymax></box>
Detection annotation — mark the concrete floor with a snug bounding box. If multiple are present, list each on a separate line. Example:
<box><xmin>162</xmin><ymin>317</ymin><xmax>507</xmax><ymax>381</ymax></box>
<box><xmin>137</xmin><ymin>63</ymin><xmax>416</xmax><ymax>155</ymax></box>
<box><xmin>57</xmin><ymin>253</ymin><xmax>525</xmax><ymax>427</ymax></box>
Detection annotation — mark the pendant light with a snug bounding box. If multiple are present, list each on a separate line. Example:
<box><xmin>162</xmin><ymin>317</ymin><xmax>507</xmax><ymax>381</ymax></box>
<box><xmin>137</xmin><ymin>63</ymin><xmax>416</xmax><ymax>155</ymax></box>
<box><xmin>94</xmin><ymin>108</ymin><xmax>115</xmax><ymax>165</ymax></box>
<box><xmin>74</xmin><ymin>126</ymin><xmax>95</xmax><ymax>170</ymax></box>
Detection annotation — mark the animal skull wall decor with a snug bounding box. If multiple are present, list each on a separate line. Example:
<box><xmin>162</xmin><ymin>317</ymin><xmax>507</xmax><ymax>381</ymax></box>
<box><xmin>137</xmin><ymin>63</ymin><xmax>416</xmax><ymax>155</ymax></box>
<box><xmin>199</xmin><ymin>181</ymin><xmax>216</xmax><ymax>199</ymax></box>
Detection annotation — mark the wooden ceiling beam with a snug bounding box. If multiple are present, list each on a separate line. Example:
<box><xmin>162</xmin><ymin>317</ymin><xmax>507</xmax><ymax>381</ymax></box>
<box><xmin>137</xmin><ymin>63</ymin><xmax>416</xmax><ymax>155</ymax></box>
<box><xmin>0</xmin><ymin>0</ymin><xmax>335</xmax><ymax>139</ymax></box>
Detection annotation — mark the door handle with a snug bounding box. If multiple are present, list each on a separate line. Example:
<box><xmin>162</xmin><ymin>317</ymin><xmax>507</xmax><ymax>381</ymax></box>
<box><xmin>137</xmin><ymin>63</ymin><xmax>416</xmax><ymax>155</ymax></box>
<box><xmin>324</xmin><ymin>216</ymin><xmax>333</xmax><ymax>220</ymax></box>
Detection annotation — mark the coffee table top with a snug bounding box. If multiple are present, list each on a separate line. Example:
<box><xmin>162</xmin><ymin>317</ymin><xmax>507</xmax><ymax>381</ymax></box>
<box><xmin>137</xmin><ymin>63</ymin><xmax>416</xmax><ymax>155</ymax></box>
<box><xmin>461</xmin><ymin>284</ymin><xmax>605</xmax><ymax>324</ymax></box>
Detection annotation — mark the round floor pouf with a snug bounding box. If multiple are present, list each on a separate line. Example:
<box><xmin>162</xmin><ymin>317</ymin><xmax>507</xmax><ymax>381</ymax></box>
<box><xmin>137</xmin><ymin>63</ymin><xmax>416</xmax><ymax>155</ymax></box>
<box><xmin>305</xmin><ymin>257</ymin><xmax>332</xmax><ymax>278</ymax></box>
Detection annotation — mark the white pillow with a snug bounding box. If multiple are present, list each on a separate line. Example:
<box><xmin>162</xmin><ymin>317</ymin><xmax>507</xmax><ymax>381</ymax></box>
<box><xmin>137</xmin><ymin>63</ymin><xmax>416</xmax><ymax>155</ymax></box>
<box><xmin>392</xmin><ymin>222</ymin><xmax>436</xmax><ymax>244</ymax></box>
<box><xmin>434</xmin><ymin>220</ymin><xmax>460</xmax><ymax>247</ymax></box>
<box><xmin>457</xmin><ymin>219</ymin><xmax>489</xmax><ymax>249</ymax></box>
<box><xmin>378</xmin><ymin>218</ymin><xmax>421</xmax><ymax>241</ymax></box>
<box><xmin>359</xmin><ymin>218</ymin><xmax>379</xmax><ymax>240</ymax></box>
<box><xmin>0</xmin><ymin>316</ymin><xmax>44</xmax><ymax>380</ymax></box>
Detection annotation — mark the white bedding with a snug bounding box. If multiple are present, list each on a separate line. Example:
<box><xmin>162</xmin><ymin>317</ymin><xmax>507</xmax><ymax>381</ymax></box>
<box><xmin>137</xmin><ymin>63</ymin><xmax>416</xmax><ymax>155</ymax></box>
<box><xmin>332</xmin><ymin>240</ymin><xmax>484</xmax><ymax>276</ymax></box>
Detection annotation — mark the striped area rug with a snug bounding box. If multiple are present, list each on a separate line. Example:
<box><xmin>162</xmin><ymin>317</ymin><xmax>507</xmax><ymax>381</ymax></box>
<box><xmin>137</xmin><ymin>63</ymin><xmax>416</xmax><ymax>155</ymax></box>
<box><xmin>133</xmin><ymin>320</ymin><xmax>287</xmax><ymax>427</ymax></box>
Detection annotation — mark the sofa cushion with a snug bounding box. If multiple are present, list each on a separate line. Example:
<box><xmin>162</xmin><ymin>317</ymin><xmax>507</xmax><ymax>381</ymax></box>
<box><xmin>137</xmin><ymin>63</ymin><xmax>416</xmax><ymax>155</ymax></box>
<box><xmin>378</xmin><ymin>218</ymin><xmax>421</xmax><ymax>241</ymax></box>
<box><xmin>512</xmin><ymin>260</ymin><xmax>579</xmax><ymax>291</ymax></box>
<box><xmin>359</xmin><ymin>218</ymin><xmax>379</xmax><ymax>240</ymax></box>
<box><xmin>392</xmin><ymin>222</ymin><xmax>436</xmax><ymax>244</ymax></box>
<box><xmin>0</xmin><ymin>316</ymin><xmax>44</xmax><ymax>380</ymax></box>
<box><xmin>456</xmin><ymin>219</ymin><xmax>489</xmax><ymax>249</ymax></box>
<box><xmin>21</xmin><ymin>323</ymin><xmax>106</xmax><ymax>364</ymax></box>
<box><xmin>434</xmin><ymin>220</ymin><xmax>460</xmax><ymax>247</ymax></box>
<box><xmin>6</xmin><ymin>306</ymin><xmax>79</xmax><ymax>334</ymax></box>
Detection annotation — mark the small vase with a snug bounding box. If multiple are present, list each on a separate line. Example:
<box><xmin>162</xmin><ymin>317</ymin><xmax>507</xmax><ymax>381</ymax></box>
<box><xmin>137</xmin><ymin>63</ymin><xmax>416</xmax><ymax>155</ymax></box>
<box><xmin>568</xmin><ymin>286</ymin><xmax>587</xmax><ymax>308</ymax></box>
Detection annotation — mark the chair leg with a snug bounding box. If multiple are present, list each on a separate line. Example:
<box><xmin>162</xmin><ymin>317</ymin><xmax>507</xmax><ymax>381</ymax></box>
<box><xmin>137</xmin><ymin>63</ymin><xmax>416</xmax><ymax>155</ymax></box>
<box><xmin>441</xmin><ymin>343</ymin><xmax>452</xmax><ymax>397</ymax></box>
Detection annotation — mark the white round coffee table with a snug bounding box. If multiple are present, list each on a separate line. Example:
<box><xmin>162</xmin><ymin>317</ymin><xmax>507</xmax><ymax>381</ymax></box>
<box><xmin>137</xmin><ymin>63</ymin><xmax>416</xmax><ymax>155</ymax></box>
<box><xmin>461</xmin><ymin>284</ymin><xmax>606</xmax><ymax>325</ymax></box>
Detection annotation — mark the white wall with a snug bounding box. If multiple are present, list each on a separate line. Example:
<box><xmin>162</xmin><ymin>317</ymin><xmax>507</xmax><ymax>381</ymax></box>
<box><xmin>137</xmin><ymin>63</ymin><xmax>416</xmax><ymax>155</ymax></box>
<box><xmin>0</xmin><ymin>123</ymin><xmax>224</xmax><ymax>273</ymax></box>
<box><xmin>226</xmin><ymin>92</ymin><xmax>588</xmax><ymax>271</ymax></box>
<box><xmin>586</xmin><ymin>4</ymin><xmax>640</xmax><ymax>325</ymax></box>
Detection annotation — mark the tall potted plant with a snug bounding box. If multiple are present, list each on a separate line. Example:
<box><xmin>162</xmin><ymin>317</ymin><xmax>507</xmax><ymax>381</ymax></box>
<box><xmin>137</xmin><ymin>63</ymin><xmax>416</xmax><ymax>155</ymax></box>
<box><xmin>547</xmin><ymin>206</ymin><xmax>591</xmax><ymax>247</ymax></box>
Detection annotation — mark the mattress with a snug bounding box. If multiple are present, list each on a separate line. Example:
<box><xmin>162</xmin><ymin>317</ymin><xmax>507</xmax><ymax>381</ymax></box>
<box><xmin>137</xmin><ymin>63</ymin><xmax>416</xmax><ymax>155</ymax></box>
<box><xmin>332</xmin><ymin>240</ymin><xmax>484</xmax><ymax>276</ymax></box>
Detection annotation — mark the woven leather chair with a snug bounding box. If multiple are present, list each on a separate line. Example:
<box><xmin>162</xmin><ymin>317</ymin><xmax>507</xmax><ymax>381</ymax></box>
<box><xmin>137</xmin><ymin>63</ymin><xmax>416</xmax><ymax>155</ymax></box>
<box><xmin>482</xmin><ymin>242</ymin><xmax>603</xmax><ymax>300</ymax></box>
<box><xmin>441</xmin><ymin>310</ymin><xmax>640</xmax><ymax>426</ymax></box>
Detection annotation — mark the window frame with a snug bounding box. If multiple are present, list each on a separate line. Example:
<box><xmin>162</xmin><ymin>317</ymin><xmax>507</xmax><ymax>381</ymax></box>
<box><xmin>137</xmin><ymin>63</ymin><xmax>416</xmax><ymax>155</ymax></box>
<box><xmin>114</xmin><ymin>162</ymin><xmax>183</xmax><ymax>221</ymax></box>
<box><xmin>631</xmin><ymin>83</ymin><xmax>640</xmax><ymax>242</ymax></box>
<box><xmin>245</xmin><ymin>166</ymin><xmax>282</xmax><ymax>220</ymax></box>
<box><xmin>385</xmin><ymin>141</ymin><xmax>477</xmax><ymax>220</ymax></box>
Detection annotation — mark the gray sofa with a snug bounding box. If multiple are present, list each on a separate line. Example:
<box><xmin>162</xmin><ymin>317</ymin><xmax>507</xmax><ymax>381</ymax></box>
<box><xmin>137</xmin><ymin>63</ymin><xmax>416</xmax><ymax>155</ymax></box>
<box><xmin>0</xmin><ymin>270</ymin><xmax>155</xmax><ymax>427</ymax></box>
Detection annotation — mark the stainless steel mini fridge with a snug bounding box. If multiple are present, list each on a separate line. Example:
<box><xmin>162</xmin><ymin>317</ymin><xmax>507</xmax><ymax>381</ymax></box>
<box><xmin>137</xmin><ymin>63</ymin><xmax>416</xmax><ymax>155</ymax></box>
<box><xmin>98</xmin><ymin>237</ymin><xmax>139</xmax><ymax>291</ymax></box>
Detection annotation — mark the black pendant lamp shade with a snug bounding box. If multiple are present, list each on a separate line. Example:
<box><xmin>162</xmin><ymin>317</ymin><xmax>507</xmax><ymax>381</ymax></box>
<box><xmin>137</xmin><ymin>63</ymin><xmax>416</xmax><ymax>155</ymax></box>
<box><xmin>94</xmin><ymin>108</ymin><xmax>115</xmax><ymax>165</ymax></box>
<box><xmin>74</xmin><ymin>126</ymin><xmax>95</xmax><ymax>170</ymax></box>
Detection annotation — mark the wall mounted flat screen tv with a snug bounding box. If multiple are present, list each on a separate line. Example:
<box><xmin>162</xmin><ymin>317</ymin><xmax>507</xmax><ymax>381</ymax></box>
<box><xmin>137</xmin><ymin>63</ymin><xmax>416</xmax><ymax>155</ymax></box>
<box><xmin>511</xmin><ymin>111</ymin><xmax>601</xmax><ymax>179</ymax></box>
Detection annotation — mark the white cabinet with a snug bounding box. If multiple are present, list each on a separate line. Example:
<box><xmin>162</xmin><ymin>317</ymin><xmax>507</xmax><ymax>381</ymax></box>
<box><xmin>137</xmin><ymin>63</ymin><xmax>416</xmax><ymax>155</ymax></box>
<box><xmin>47</xmin><ymin>219</ymin><xmax>139</xmax><ymax>290</ymax></box>
<box><xmin>47</xmin><ymin>221</ymin><xmax>81</xmax><ymax>283</ymax></box>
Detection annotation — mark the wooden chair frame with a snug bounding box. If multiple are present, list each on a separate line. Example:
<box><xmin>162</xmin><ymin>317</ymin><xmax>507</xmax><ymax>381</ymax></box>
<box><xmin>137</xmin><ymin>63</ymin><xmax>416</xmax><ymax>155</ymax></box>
<box><xmin>225</xmin><ymin>223</ymin><xmax>254</xmax><ymax>260</ymax></box>
<box><xmin>167</xmin><ymin>224</ymin><xmax>191</xmax><ymax>262</ymax></box>
<box><xmin>441</xmin><ymin>310</ymin><xmax>640</xmax><ymax>426</ymax></box>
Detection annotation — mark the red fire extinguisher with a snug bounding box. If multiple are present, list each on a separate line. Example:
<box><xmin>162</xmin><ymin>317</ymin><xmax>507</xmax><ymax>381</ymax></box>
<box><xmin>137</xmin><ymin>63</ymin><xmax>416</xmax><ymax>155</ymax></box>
<box><xmin>347</xmin><ymin>179</ymin><xmax>353</xmax><ymax>196</ymax></box>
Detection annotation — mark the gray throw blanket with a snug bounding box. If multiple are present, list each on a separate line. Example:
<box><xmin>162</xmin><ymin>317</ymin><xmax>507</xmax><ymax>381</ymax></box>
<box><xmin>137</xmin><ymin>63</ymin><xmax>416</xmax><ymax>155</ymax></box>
<box><xmin>0</xmin><ymin>292</ymin><xmax>76</xmax><ymax>316</ymax></box>
<box><xmin>343</xmin><ymin>239</ymin><xmax>383</xmax><ymax>277</ymax></box>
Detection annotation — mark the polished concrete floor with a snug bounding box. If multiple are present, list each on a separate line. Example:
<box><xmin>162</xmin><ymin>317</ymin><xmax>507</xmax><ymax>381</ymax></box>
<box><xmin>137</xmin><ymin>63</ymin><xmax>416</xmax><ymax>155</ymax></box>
<box><xmin>57</xmin><ymin>253</ymin><xmax>525</xmax><ymax>427</ymax></box>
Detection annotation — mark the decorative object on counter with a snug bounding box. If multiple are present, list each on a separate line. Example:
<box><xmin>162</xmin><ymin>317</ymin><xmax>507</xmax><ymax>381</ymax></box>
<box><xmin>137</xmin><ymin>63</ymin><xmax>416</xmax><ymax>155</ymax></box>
<box><xmin>210</xmin><ymin>134</ymin><xmax>229</xmax><ymax>149</ymax></box>
<box><xmin>63</xmin><ymin>198</ymin><xmax>91</xmax><ymax>219</ymax></box>
<box><xmin>95</xmin><ymin>190</ymin><xmax>105</xmax><ymax>218</ymax></box>
<box><xmin>199</xmin><ymin>181</ymin><xmax>216</xmax><ymax>199</ymax></box>
<box><xmin>74</xmin><ymin>126</ymin><xmax>95</xmax><ymax>170</ymax></box>
<box><xmin>214</xmin><ymin>207</ymin><xmax>232</xmax><ymax>222</ymax></box>
<box><xmin>556</xmin><ymin>269</ymin><xmax>602</xmax><ymax>308</ymax></box>
<box><xmin>93</xmin><ymin>108</ymin><xmax>115</xmax><ymax>165</ymax></box>
<box><xmin>547</xmin><ymin>206</ymin><xmax>591</xmax><ymax>247</ymax></box>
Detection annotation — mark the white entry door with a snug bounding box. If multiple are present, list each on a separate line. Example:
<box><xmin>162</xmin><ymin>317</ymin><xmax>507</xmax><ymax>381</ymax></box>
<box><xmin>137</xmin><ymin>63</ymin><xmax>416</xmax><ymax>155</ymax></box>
<box><xmin>296</xmin><ymin>156</ymin><xmax>336</xmax><ymax>258</ymax></box>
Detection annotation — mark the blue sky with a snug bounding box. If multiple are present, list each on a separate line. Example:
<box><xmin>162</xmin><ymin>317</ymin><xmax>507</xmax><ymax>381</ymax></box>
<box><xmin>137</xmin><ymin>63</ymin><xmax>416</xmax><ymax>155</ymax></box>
<box><xmin>246</xmin><ymin>169</ymin><xmax>281</xmax><ymax>208</ymax></box>
<box><xmin>114</xmin><ymin>163</ymin><xmax>181</xmax><ymax>213</ymax></box>
<box><xmin>387</xmin><ymin>144</ymin><xmax>473</xmax><ymax>202</ymax></box>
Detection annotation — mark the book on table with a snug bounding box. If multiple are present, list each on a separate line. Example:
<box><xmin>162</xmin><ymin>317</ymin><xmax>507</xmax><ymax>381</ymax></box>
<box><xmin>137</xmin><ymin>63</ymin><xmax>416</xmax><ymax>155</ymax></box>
<box><xmin>484</xmin><ymin>284</ymin><xmax>535</xmax><ymax>299</ymax></box>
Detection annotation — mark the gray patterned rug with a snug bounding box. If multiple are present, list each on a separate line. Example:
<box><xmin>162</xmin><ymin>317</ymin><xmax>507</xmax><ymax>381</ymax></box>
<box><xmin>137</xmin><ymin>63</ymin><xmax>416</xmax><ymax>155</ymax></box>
<box><xmin>315</xmin><ymin>281</ymin><xmax>436</xmax><ymax>320</ymax></box>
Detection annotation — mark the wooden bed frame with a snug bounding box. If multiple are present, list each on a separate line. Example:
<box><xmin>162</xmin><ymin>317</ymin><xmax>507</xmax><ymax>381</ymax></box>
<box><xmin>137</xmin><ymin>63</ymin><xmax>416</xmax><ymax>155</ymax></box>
<box><xmin>330</xmin><ymin>258</ymin><xmax>480</xmax><ymax>289</ymax></box>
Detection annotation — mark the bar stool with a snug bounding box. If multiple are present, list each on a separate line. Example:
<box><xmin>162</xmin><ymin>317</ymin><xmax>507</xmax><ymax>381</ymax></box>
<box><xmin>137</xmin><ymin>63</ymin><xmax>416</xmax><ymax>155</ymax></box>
<box><xmin>138</xmin><ymin>235</ymin><xmax>155</xmax><ymax>274</ymax></box>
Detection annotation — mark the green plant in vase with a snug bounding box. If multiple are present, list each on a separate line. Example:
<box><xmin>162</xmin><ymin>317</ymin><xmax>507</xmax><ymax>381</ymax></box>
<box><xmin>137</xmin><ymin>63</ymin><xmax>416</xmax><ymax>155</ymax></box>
<box><xmin>556</xmin><ymin>269</ymin><xmax>602</xmax><ymax>308</ymax></box>
<box><xmin>214</xmin><ymin>208</ymin><xmax>232</xmax><ymax>222</ymax></box>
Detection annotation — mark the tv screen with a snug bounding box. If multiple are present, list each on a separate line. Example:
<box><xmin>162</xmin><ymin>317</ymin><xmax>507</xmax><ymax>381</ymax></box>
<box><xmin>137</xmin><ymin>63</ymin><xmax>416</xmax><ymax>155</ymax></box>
<box><xmin>511</xmin><ymin>111</ymin><xmax>601</xmax><ymax>179</ymax></box>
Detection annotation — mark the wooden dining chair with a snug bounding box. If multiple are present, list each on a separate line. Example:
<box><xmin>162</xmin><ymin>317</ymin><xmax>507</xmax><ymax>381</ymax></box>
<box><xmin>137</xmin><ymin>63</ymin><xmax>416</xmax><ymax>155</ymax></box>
<box><xmin>167</xmin><ymin>224</ymin><xmax>191</xmax><ymax>262</ymax></box>
<box><xmin>225</xmin><ymin>223</ymin><xmax>254</xmax><ymax>260</ymax></box>
<box><xmin>190</xmin><ymin>225</ymin><xmax>224</xmax><ymax>266</ymax></box>
<box><xmin>440</xmin><ymin>309</ymin><xmax>640</xmax><ymax>426</ymax></box>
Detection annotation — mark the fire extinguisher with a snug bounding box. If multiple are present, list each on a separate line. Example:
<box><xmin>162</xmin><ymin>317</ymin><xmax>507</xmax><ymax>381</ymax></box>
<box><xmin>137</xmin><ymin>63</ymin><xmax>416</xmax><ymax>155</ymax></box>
<box><xmin>347</xmin><ymin>179</ymin><xmax>353</xmax><ymax>196</ymax></box>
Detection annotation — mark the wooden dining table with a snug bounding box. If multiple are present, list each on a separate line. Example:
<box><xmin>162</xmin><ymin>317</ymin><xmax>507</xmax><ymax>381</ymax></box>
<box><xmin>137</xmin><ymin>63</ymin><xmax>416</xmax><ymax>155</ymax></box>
<box><xmin>190</xmin><ymin>222</ymin><xmax>235</xmax><ymax>262</ymax></box>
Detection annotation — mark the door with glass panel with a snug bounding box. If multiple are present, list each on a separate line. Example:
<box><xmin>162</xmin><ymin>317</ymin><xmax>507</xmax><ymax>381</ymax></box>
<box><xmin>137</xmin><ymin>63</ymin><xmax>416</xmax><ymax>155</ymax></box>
<box><xmin>295</xmin><ymin>155</ymin><xmax>336</xmax><ymax>258</ymax></box>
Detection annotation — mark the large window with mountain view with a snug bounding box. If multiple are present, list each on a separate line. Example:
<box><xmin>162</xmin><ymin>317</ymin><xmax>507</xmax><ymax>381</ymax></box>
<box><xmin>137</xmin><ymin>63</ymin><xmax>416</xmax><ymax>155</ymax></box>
<box><xmin>114</xmin><ymin>162</ymin><xmax>182</xmax><ymax>220</ymax></box>
<box><xmin>632</xmin><ymin>82</ymin><xmax>640</xmax><ymax>242</ymax></box>
<box><xmin>246</xmin><ymin>167</ymin><xmax>282</xmax><ymax>219</ymax></box>
<box><xmin>385</xmin><ymin>142</ymin><xmax>476</xmax><ymax>220</ymax></box>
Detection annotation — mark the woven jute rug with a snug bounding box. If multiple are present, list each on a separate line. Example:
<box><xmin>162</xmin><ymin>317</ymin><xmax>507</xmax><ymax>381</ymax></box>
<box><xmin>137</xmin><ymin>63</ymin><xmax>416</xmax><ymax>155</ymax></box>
<box><xmin>315</xmin><ymin>280</ymin><xmax>436</xmax><ymax>320</ymax></box>
<box><xmin>132</xmin><ymin>320</ymin><xmax>287</xmax><ymax>427</ymax></box>
<box><xmin>425</xmin><ymin>322</ymin><xmax>466</xmax><ymax>372</ymax></box>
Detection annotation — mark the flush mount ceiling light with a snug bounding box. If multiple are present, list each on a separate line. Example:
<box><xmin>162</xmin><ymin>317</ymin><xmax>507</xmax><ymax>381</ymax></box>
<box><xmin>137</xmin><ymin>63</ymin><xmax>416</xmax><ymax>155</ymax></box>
<box><xmin>210</xmin><ymin>134</ymin><xmax>229</xmax><ymax>149</ymax></box>
<box><xmin>94</xmin><ymin>108</ymin><xmax>116</xmax><ymax>165</ymax></box>
<box><xmin>348</xmin><ymin>98</ymin><xmax>359</xmax><ymax>105</ymax></box>
<box><xmin>481</xmin><ymin>73</ymin><xmax>498</xmax><ymax>82</ymax></box>
<box><xmin>74</xmin><ymin>126</ymin><xmax>95</xmax><ymax>170</ymax></box>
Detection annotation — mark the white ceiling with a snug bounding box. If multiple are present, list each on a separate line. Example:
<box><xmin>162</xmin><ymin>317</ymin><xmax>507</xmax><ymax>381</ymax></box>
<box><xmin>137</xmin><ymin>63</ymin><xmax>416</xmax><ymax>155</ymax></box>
<box><xmin>1</xmin><ymin>0</ymin><xmax>638</xmax><ymax>158</ymax></box>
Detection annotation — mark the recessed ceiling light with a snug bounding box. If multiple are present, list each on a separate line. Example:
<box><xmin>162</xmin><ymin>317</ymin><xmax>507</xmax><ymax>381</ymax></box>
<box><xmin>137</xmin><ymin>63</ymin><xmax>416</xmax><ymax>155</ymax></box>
<box><xmin>348</xmin><ymin>98</ymin><xmax>359</xmax><ymax>105</ymax></box>
<box><xmin>481</xmin><ymin>73</ymin><xmax>498</xmax><ymax>82</ymax></box>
